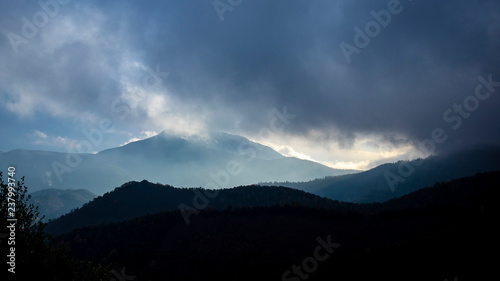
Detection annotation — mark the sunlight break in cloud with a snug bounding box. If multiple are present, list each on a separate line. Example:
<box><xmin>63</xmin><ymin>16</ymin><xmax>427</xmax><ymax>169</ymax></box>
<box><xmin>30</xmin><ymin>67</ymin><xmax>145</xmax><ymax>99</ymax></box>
<box><xmin>249</xmin><ymin>129</ymin><xmax>420</xmax><ymax>171</ymax></box>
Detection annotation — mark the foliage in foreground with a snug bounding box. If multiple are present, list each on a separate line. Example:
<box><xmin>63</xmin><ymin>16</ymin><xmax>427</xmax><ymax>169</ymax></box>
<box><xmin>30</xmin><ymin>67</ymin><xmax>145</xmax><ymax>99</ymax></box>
<box><xmin>0</xmin><ymin>172</ymin><xmax>110</xmax><ymax>280</ymax></box>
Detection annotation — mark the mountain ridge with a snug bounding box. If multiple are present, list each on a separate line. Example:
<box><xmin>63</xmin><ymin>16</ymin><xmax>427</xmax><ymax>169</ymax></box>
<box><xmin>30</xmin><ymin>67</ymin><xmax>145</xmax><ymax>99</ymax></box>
<box><xmin>262</xmin><ymin>145</ymin><xmax>500</xmax><ymax>203</ymax></box>
<box><xmin>45</xmin><ymin>180</ymin><xmax>352</xmax><ymax>235</ymax></box>
<box><xmin>29</xmin><ymin>188</ymin><xmax>97</xmax><ymax>221</ymax></box>
<box><xmin>53</xmin><ymin>171</ymin><xmax>499</xmax><ymax>281</ymax></box>
<box><xmin>0</xmin><ymin>131</ymin><xmax>355</xmax><ymax>194</ymax></box>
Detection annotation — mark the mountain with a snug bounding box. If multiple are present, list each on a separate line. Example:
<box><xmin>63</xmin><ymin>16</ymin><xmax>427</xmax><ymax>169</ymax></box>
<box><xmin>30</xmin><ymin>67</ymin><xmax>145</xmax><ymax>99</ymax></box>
<box><xmin>45</xmin><ymin>180</ymin><xmax>354</xmax><ymax>235</ymax></box>
<box><xmin>29</xmin><ymin>188</ymin><xmax>96</xmax><ymax>221</ymax></box>
<box><xmin>53</xmin><ymin>171</ymin><xmax>499</xmax><ymax>281</ymax></box>
<box><xmin>0</xmin><ymin>131</ymin><xmax>356</xmax><ymax>194</ymax></box>
<box><xmin>264</xmin><ymin>145</ymin><xmax>500</xmax><ymax>203</ymax></box>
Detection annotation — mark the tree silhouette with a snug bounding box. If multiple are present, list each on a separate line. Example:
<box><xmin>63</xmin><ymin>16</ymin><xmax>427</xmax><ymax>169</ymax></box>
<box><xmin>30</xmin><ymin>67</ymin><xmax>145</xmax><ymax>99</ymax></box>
<box><xmin>0</xmin><ymin>172</ymin><xmax>109</xmax><ymax>280</ymax></box>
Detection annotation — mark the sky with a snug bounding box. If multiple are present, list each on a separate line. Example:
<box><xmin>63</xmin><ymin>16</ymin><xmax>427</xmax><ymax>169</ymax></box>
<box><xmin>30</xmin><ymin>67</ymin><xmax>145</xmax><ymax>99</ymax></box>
<box><xmin>0</xmin><ymin>0</ymin><xmax>499</xmax><ymax>170</ymax></box>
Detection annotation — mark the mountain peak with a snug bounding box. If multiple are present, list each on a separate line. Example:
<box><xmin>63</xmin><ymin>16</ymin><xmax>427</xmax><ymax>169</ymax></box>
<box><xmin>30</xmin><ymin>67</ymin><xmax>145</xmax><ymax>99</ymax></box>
<box><xmin>1</xmin><ymin>130</ymin><xmax>351</xmax><ymax>194</ymax></box>
<box><xmin>153</xmin><ymin>130</ymin><xmax>284</xmax><ymax>160</ymax></box>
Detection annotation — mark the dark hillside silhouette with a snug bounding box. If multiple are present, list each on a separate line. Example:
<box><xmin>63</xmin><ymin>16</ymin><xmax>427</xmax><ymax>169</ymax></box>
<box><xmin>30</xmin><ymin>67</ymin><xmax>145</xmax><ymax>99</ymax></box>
<box><xmin>53</xmin><ymin>171</ymin><xmax>499</xmax><ymax>281</ymax></box>
<box><xmin>46</xmin><ymin>181</ymin><xmax>355</xmax><ymax>235</ymax></box>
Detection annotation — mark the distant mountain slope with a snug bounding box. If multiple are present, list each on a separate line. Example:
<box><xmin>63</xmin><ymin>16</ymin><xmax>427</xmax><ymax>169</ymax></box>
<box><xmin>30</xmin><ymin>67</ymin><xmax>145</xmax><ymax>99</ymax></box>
<box><xmin>55</xmin><ymin>171</ymin><xmax>499</xmax><ymax>281</ymax></box>
<box><xmin>45</xmin><ymin>181</ymin><xmax>354</xmax><ymax>235</ymax></box>
<box><xmin>260</xmin><ymin>173</ymin><xmax>355</xmax><ymax>193</ymax></box>
<box><xmin>378</xmin><ymin>171</ymin><xmax>499</xmax><ymax>211</ymax></box>
<box><xmin>0</xmin><ymin>131</ymin><xmax>354</xmax><ymax>194</ymax></box>
<box><xmin>268</xmin><ymin>146</ymin><xmax>500</xmax><ymax>203</ymax></box>
<box><xmin>29</xmin><ymin>188</ymin><xmax>96</xmax><ymax>221</ymax></box>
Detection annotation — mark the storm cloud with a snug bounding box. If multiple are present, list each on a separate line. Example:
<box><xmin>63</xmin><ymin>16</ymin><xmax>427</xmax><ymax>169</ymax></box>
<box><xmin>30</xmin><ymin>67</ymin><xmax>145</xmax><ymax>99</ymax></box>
<box><xmin>1</xmin><ymin>0</ymin><xmax>499</xmax><ymax>169</ymax></box>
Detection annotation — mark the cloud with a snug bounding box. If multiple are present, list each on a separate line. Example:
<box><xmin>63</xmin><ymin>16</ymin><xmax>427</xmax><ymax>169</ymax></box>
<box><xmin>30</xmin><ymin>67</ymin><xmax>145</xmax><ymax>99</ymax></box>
<box><xmin>30</xmin><ymin>130</ymin><xmax>82</xmax><ymax>151</ymax></box>
<box><xmin>120</xmin><ymin>130</ymin><xmax>159</xmax><ymax>146</ymax></box>
<box><xmin>32</xmin><ymin>130</ymin><xmax>47</xmax><ymax>140</ymax></box>
<box><xmin>1</xmin><ymin>0</ymin><xmax>500</xmax><ymax>166</ymax></box>
<box><xmin>260</xmin><ymin>142</ymin><xmax>315</xmax><ymax>162</ymax></box>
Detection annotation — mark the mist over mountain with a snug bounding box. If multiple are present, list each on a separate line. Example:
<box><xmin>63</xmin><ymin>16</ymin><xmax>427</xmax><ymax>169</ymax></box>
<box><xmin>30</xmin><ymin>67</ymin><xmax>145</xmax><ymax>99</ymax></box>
<box><xmin>29</xmin><ymin>188</ymin><xmax>97</xmax><ymax>221</ymax></box>
<box><xmin>0</xmin><ymin>131</ymin><xmax>355</xmax><ymax>194</ymax></box>
<box><xmin>263</xmin><ymin>146</ymin><xmax>500</xmax><ymax>203</ymax></box>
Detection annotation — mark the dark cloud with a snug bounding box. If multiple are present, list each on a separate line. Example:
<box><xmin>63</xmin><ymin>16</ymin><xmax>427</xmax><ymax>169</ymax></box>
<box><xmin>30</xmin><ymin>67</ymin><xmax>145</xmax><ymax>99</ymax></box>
<box><xmin>1</xmin><ymin>0</ymin><xmax>499</xmax><ymax>157</ymax></box>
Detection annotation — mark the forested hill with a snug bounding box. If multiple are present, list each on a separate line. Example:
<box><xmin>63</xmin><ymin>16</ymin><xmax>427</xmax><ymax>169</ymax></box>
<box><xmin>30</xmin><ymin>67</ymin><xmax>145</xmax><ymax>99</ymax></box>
<box><xmin>48</xmin><ymin>170</ymin><xmax>500</xmax><ymax>237</ymax></box>
<box><xmin>46</xmin><ymin>181</ymin><xmax>354</xmax><ymax>235</ymax></box>
<box><xmin>55</xmin><ymin>171</ymin><xmax>499</xmax><ymax>281</ymax></box>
